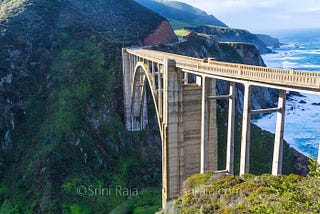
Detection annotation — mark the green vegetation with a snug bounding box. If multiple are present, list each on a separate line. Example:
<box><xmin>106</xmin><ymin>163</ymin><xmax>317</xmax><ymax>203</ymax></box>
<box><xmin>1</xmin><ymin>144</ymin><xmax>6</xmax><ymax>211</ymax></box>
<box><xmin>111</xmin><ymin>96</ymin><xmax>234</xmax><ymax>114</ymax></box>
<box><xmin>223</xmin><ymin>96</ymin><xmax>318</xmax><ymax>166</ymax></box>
<box><xmin>135</xmin><ymin>0</ymin><xmax>227</xmax><ymax>28</ymax></box>
<box><xmin>174</xmin><ymin>29</ymin><xmax>191</xmax><ymax>37</ymax></box>
<box><xmin>175</xmin><ymin>160</ymin><xmax>320</xmax><ymax>213</ymax></box>
<box><xmin>0</xmin><ymin>38</ymin><xmax>159</xmax><ymax>213</ymax></box>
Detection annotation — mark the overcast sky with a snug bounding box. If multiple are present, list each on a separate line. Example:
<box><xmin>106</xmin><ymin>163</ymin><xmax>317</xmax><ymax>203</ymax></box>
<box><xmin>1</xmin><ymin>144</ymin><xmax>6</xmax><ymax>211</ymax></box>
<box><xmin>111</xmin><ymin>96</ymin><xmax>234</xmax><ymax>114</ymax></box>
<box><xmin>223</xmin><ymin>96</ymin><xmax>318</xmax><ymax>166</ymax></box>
<box><xmin>177</xmin><ymin>0</ymin><xmax>320</xmax><ymax>34</ymax></box>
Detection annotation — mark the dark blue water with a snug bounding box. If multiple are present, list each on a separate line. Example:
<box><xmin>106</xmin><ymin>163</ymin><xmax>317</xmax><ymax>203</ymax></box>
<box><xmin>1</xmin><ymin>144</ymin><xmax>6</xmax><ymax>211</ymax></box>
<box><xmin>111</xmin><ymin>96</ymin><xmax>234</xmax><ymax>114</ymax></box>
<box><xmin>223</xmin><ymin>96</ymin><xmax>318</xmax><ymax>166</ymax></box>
<box><xmin>254</xmin><ymin>29</ymin><xmax>320</xmax><ymax>158</ymax></box>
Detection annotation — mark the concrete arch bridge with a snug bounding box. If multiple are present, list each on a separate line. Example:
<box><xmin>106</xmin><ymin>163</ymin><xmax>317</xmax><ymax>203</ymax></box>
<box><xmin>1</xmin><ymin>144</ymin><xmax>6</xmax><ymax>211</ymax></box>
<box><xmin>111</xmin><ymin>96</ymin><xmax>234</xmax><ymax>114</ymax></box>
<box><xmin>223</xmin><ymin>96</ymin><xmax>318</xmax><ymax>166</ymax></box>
<box><xmin>122</xmin><ymin>48</ymin><xmax>320</xmax><ymax>208</ymax></box>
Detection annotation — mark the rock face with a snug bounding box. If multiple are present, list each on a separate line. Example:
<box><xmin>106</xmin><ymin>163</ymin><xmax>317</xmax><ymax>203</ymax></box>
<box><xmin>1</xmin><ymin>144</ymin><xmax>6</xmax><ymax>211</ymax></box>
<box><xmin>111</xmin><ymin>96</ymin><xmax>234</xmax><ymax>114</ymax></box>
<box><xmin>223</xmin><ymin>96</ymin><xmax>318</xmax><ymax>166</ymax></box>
<box><xmin>144</xmin><ymin>20</ymin><xmax>178</xmax><ymax>45</ymax></box>
<box><xmin>219</xmin><ymin>42</ymin><xmax>266</xmax><ymax>66</ymax></box>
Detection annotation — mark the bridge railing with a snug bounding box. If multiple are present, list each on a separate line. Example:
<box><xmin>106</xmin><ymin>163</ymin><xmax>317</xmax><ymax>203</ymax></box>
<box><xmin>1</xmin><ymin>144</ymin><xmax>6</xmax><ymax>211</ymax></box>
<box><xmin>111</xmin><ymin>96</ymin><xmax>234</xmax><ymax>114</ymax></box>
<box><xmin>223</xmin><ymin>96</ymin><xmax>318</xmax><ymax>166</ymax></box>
<box><xmin>127</xmin><ymin>49</ymin><xmax>320</xmax><ymax>90</ymax></box>
<box><xmin>127</xmin><ymin>49</ymin><xmax>165</xmax><ymax>63</ymax></box>
<box><xmin>177</xmin><ymin>60</ymin><xmax>320</xmax><ymax>89</ymax></box>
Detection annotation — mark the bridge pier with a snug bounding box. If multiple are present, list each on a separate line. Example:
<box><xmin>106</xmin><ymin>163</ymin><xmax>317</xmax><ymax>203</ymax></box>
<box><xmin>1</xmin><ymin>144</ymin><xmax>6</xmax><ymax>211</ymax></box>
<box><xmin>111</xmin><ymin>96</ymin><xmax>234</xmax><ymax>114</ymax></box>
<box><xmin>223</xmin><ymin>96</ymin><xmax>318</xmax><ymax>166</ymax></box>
<box><xmin>200</xmin><ymin>76</ymin><xmax>209</xmax><ymax>173</ymax></box>
<box><xmin>162</xmin><ymin>59</ymin><xmax>184</xmax><ymax>208</ymax></box>
<box><xmin>200</xmin><ymin>76</ymin><xmax>218</xmax><ymax>174</ymax></box>
<box><xmin>122</xmin><ymin>49</ymin><xmax>132</xmax><ymax>131</ymax></box>
<box><xmin>240</xmin><ymin>83</ymin><xmax>252</xmax><ymax>175</ymax></box>
<box><xmin>272</xmin><ymin>90</ymin><xmax>286</xmax><ymax>175</ymax></box>
<box><xmin>226</xmin><ymin>83</ymin><xmax>236</xmax><ymax>175</ymax></box>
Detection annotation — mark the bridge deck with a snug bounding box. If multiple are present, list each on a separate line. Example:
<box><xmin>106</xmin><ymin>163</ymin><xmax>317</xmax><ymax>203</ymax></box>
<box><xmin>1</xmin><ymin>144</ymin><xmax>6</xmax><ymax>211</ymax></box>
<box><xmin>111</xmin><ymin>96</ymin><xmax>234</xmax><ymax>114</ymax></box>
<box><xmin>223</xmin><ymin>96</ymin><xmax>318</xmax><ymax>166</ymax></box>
<box><xmin>127</xmin><ymin>48</ymin><xmax>320</xmax><ymax>94</ymax></box>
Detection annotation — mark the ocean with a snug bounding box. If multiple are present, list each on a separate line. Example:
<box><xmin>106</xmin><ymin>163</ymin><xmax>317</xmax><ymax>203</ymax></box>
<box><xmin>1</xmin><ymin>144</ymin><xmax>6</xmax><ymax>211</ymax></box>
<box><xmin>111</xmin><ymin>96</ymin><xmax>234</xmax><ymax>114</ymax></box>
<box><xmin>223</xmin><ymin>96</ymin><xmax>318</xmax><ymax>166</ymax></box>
<box><xmin>254</xmin><ymin>29</ymin><xmax>320</xmax><ymax>158</ymax></box>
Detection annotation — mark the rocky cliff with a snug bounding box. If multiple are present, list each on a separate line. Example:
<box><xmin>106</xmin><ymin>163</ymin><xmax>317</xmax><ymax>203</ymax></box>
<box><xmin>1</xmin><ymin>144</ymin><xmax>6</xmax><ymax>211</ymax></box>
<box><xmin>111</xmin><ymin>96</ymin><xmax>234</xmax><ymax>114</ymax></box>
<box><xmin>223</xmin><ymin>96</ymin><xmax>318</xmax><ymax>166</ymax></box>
<box><xmin>144</xmin><ymin>20</ymin><xmax>178</xmax><ymax>45</ymax></box>
<box><xmin>255</xmin><ymin>34</ymin><xmax>282</xmax><ymax>48</ymax></box>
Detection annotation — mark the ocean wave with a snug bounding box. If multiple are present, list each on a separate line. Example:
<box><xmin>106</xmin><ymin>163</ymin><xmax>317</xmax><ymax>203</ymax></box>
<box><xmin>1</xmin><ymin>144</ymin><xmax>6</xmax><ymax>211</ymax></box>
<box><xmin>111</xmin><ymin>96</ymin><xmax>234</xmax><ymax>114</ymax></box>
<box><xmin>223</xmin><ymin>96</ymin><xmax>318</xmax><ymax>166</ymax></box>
<box><xmin>294</xmin><ymin>50</ymin><xmax>320</xmax><ymax>55</ymax></box>
<box><xmin>282</xmin><ymin>61</ymin><xmax>297</xmax><ymax>68</ymax></box>
<box><xmin>262</xmin><ymin>55</ymin><xmax>320</xmax><ymax>70</ymax></box>
<box><xmin>253</xmin><ymin>93</ymin><xmax>320</xmax><ymax>157</ymax></box>
<box><xmin>302</xmin><ymin>64</ymin><xmax>320</xmax><ymax>69</ymax></box>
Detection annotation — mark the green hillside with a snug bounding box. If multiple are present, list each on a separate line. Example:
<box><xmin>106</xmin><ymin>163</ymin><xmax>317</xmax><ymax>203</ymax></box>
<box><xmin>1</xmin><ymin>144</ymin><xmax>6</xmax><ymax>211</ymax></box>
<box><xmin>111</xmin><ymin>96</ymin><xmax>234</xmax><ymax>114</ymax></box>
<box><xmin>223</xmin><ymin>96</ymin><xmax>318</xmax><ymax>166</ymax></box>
<box><xmin>135</xmin><ymin>0</ymin><xmax>228</xmax><ymax>29</ymax></box>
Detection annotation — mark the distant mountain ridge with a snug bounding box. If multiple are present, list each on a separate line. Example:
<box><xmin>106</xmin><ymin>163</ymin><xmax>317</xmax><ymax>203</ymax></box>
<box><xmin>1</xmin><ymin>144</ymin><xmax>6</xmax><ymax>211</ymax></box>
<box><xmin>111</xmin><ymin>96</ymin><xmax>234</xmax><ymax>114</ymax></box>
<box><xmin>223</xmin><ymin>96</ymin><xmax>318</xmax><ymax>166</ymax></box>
<box><xmin>186</xmin><ymin>26</ymin><xmax>272</xmax><ymax>54</ymax></box>
<box><xmin>135</xmin><ymin>0</ymin><xmax>228</xmax><ymax>28</ymax></box>
<box><xmin>136</xmin><ymin>0</ymin><xmax>274</xmax><ymax>54</ymax></box>
<box><xmin>255</xmin><ymin>34</ymin><xmax>282</xmax><ymax>48</ymax></box>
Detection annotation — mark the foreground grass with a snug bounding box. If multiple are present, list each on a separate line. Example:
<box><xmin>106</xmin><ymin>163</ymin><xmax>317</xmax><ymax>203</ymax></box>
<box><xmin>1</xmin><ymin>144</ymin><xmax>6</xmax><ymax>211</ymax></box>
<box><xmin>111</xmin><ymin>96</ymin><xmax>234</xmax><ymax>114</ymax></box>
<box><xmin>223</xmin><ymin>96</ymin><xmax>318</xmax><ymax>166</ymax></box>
<box><xmin>174</xmin><ymin>160</ymin><xmax>320</xmax><ymax>213</ymax></box>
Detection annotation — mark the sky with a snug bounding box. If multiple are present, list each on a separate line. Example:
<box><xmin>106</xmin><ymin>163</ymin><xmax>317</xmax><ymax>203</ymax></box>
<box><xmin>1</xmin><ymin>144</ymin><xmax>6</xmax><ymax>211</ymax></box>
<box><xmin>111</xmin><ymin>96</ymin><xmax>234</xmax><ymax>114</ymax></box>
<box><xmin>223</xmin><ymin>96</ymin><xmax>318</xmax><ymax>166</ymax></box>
<box><xmin>176</xmin><ymin>0</ymin><xmax>320</xmax><ymax>34</ymax></box>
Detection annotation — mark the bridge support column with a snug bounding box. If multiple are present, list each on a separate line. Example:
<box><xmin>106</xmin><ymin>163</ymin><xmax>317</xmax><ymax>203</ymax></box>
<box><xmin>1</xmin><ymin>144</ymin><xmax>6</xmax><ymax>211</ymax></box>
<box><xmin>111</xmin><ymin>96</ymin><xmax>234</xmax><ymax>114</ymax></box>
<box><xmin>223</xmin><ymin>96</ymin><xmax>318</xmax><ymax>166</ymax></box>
<box><xmin>240</xmin><ymin>84</ymin><xmax>252</xmax><ymax>175</ymax></box>
<box><xmin>141</xmin><ymin>88</ymin><xmax>148</xmax><ymax>130</ymax></box>
<box><xmin>162</xmin><ymin>59</ymin><xmax>184</xmax><ymax>209</ymax></box>
<box><xmin>158</xmin><ymin>64</ymin><xmax>163</xmax><ymax>119</ymax></box>
<box><xmin>272</xmin><ymin>90</ymin><xmax>286</xmax><ymax>175</ymax></box>
<box><xmin>201</xmin><ymin>76</ymin><xmax>218</xmax><ymax>173</ymax></box>
<box><xmin>122</xmin><ymin>49</ymin><xmax>132</xmax><ymax>130</ymax></box>
<box><xmin>226</xmin><ymin>83</ymin><xmax>236</xmax><ymax>175</ymax></box>
<box><xmin>152</xmin><ymin>62</ymin><xmax>156</xmax><ymax>90</ymax></box>
<box><xmin>201</xmin><ymin>76</ymin><xmax>208</xmax><ymax>173</ymax></box>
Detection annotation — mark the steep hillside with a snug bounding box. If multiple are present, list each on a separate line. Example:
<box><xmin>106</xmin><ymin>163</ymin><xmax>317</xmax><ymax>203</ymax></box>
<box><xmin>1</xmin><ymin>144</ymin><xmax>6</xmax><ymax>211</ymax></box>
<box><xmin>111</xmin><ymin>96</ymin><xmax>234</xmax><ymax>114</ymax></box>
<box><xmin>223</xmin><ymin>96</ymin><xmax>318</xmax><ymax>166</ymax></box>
<box><xmin>0</xmin><ymin>0</ymin><xmax>176</xmax><ymax>213</ymax></box>
<box><xmin>135</xmin><ymin>0</ymin><xmax>228</xmax><ymax>29</ymax></box>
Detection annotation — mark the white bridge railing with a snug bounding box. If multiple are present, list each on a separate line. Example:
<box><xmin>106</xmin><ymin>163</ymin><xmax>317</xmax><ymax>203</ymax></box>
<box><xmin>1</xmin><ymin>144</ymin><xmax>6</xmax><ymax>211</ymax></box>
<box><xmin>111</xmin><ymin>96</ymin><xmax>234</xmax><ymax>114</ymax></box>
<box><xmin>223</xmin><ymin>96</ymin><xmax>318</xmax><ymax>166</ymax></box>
<box><xmin>127</xmin><ymin>48</ymin><xmax>320</xmax><ymax>91</ymax></box>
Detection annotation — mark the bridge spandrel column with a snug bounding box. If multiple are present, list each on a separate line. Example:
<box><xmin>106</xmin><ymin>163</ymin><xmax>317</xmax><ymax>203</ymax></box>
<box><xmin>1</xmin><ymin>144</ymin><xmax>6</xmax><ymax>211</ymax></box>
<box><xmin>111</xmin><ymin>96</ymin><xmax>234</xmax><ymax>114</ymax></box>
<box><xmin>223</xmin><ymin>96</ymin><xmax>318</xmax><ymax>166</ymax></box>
<box><xmin>158</xmin><ymin>64</ymin><xmax>163</xmax><ymax>120</ymax></box>
<box><xmin>240</xmin><ymin>83</ymin><xmax>252</xmax><ymax>175</ymax></box>
<box><xmin>141</xmin><ymin>88</ymin><xmax>148</xmax><ymax>130</ymax></box>
<box><xmin>162</xmin><ymin>59</ymin><xmax>184</xmax><ymax>208</ymax></box>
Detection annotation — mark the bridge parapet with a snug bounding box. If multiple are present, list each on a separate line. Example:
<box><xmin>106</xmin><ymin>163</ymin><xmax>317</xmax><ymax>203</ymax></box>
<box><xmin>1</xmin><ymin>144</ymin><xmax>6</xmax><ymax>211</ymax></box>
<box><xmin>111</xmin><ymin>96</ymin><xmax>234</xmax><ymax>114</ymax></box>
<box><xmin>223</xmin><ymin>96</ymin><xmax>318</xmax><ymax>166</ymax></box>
<box><xmin>128</xmin><ymin>48</ymin><xmax>320</xmax><ymax>92</ymax></box>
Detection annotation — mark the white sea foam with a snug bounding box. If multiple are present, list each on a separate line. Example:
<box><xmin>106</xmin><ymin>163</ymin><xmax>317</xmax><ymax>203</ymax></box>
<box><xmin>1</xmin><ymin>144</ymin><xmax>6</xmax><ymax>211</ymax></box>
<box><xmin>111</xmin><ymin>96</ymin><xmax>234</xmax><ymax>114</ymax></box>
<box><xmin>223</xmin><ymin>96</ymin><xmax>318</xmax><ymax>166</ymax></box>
<box><xmin>253</xmin><ymin>93</ymin><xmax>320</xmax><ymax>157</ymax></box>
